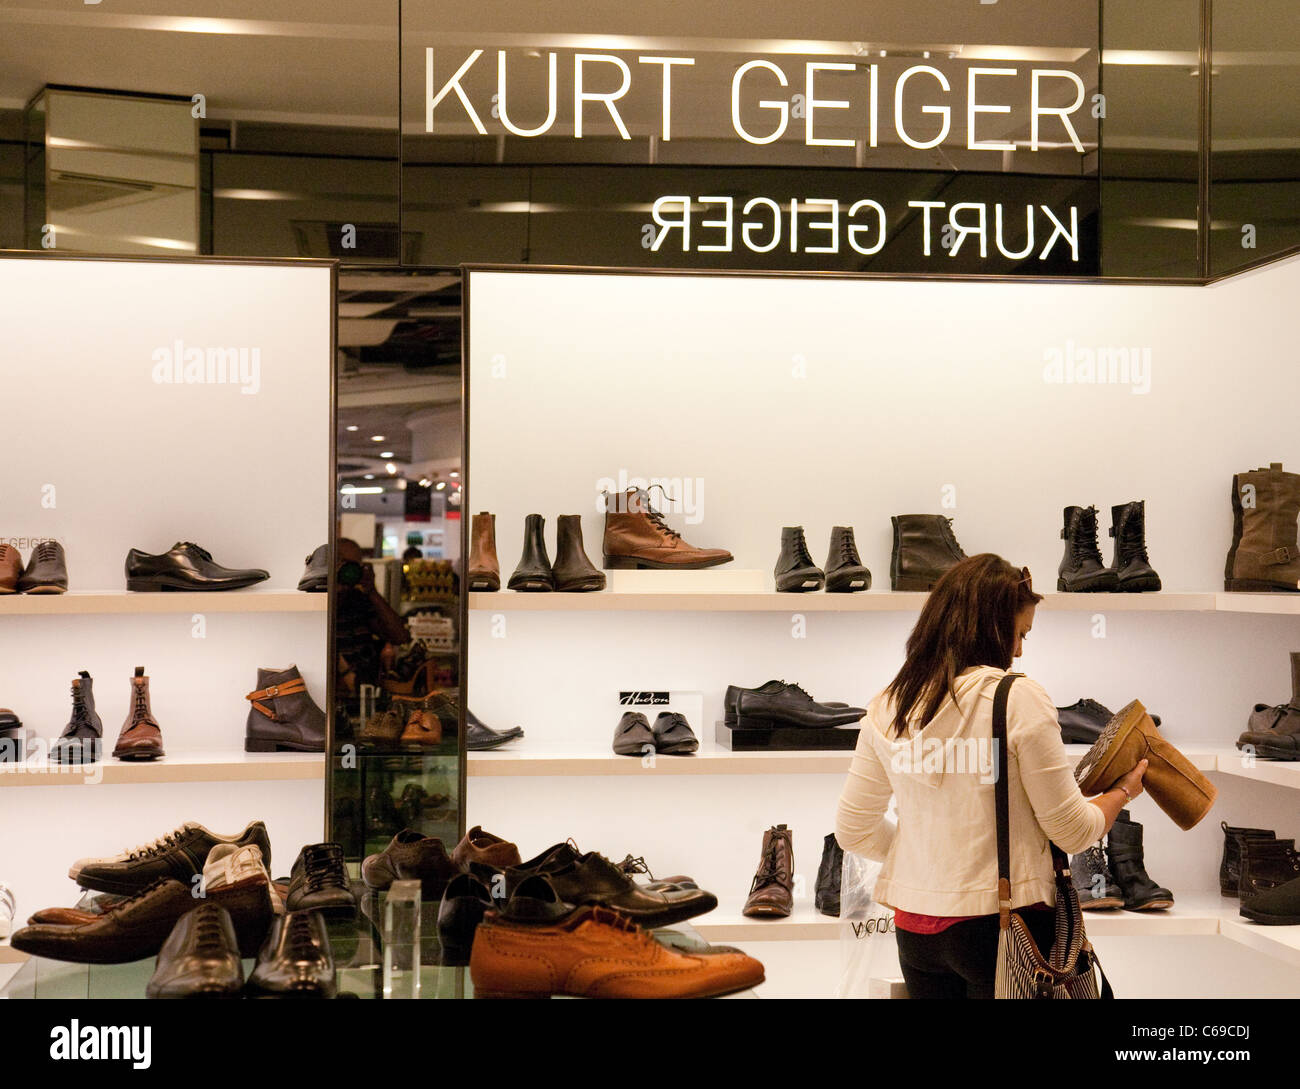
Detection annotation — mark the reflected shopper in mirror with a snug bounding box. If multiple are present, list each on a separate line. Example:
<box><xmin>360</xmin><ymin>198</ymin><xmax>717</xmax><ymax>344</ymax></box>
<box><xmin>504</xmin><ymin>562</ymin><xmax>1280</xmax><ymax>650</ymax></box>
<box><xmin>834</xmin><ymin>554</ymin><xmax>1147</xmax><ymax>999</ymax></box>
<box><xmin>334</xmin><ymin>538</ymin><xmax>409</xmax><ymax>697</ymax></box>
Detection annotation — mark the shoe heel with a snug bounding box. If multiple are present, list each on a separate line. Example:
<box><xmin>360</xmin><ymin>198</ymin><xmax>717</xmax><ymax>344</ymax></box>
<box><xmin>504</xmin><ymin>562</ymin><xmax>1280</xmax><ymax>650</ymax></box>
<box><xmin>1226</xmin><ymin>579</ymin><xmax>1298</xmax><ymax>593</ymax></box>
<box><xmin>602</xmin><ymin>555</ymin><xmax>639</xmax><ymax>569</ymax></box>
<box><xmin>244</xmin><ymin>737</ymin><xmax>281</xmax><ymax>753</ymax></box>
<box><xmin>125</xmin><ymin>579</ymin><xmax>162</xmax><ymax>592</ymax></box>
<box><xmin>891</xmin><ymin>576</ymin><xmax>933</xmax><ymax>592</ymax></box>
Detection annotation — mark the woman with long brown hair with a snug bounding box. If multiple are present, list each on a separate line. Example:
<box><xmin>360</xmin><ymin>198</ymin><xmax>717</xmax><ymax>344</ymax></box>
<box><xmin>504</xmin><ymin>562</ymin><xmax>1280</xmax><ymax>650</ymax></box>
<box><xmin>835</xmin><ymin>553</ymin><xmax>1147</xmax><ymax>999</ymax></box>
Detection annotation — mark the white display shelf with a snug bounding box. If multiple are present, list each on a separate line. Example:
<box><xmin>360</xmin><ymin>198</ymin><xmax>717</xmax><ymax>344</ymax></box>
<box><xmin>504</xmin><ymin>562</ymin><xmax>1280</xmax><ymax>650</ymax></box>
<box><xmin>470</xmin><ymin>573</ymin><xmax>1223</xmax><ymax>613</ymax></box>
<box><xmin>1215</xmin><ymin>593</ymin><xmax>1300</xmax><ymax>615</ymax></box>
<box><xmin>0</xmin><ymin>749</ymin><xmax>324</xmax><ymax>787</ymax></box>
<box><xmin>694</xmin><ymin>894</ymin><xmax>1299</xmax><ymax>963</ymax></box>
<box><xmin>1212</xmin><ymin>749</ymin><xmax>1300</xmax><ymax>789</ymax></box>
<box><xmin>469</xmin><ymin>748</ymin><xmax>855</xmax><ymax>777</ymax></box>
<box><xmin>0</xmin><ymin>591</ymin><xmax>326</xmax><ymax>616</ymax></box>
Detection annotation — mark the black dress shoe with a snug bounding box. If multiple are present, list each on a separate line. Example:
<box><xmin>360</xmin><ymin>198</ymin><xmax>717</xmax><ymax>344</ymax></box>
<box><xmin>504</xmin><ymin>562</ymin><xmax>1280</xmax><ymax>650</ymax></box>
<box><xmin>734</xmin><ymin>682</ymin><xmax>866</xmax><ymax>729</ymax></box>
<box><xmin>285</xmin><ymin>843</ymin><xmax>357</xmax><ymax>921</ymax></box>
<box><xmin>146</xmin><ymin>903</ymin><xmax>244</xmax><ymax>998</ymax></box>
<box><xmin>466</xmin><ymin>708</ymin><xmax>523</xmax><ymax>751</ymax></box>
<box><xmin>613</xmin><ymin>711</ymin><xmax>655</xmax><ymax>756</ymax></box>
<box><xmin>509</xmin><ymin>848</ymin><xmax>717</xmax><ymax>929</ymax></box>
<box><xmin>500</xmin><ymin>873</ymin><xmax>574</xmax><ymax>922</ymax></box>
<box><xmin>652</xmin><ymin>712</ymin><xmax>698</xmax><ymax>755</ymax></box>
<box><xmin>246</xmin><ymin>910</ymin><xmax>336</xmax><ymax>998</ymax></box>
<box><xmin>1057</xmin><ymin>698</ymin><xmax>1161</xmax><ymax>743</ymax></box>
<box><xmin>70</xmin><ymin>820</ymin><xmax>272</xmax><ymax>895</ymax></box>
<box><xmin>125</xmin><ymin>542</ymin><xmax>269</xmax><ymax>592</ymax></box>
<box><xmin>438</xmin><ymin>872</ymin><xmax>495</xmax><ymax>964</ymax></box>
<box><xmin>724</xmin><ymin>680</ymin><xmax>850</xmax><ymax>726</ymax></box>
<box><xmin>297</xmin><ymin>545</ymin><xmax>328</xmax><ymax>592</ymax></box>
<box><xmin>361</xmin><ymin>830</ymin><xmax>459</xmax><ymax>898</ymax></box>
<box><xmin>17</xmin><ymin>540</ymin><xmax>67</xmax><ymax>594</ymax></box>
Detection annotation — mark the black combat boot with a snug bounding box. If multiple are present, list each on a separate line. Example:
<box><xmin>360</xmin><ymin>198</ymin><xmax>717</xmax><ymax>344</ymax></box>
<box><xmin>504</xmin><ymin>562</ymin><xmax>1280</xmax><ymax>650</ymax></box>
<box><xmin>1239</xmin><ymin>837</ymin><xmax>1300</xmax><ymax>923</ymax></box>
<box><xmin>1107</xmin><ymin>500</ymin><xmax>1161</xmax><ymax>592</ymax></box>
<box><xmin>774</xmin><ymin>527</ymin><xmax>824</xmax><ymax>592</ymax></box>
<box><xmin>1107</xmin><ymin>811</ymin><xmax>1173</xmax><ymax>910</ymax></box>
<box><xmin>1220</xmin><ymin>821</ymin><xmax>1276</xmax><ymax>896</ymax></box>
<box><xmin>1070</xmin><ymin>842</ymin><xmax>1124</xmax><ymax>909</ymax></box>
<box><xmin>1058</xmin><ymin>505</ymin><xmax>1118</xmax><ymax>592</ymax></box>
<box><xmin>824</xmin><ymin>526</ymin><xmax>871</xmax><ymax>593</ymax></box>
<box><xmin>508</xmin><ymin>514</ymin><xmax>555</xmax><ymax>592</ymax></box>
<box><xmin>889</xmin><ymin>515</ymin><xmax>968</xmax><ymax>591</ymax></box>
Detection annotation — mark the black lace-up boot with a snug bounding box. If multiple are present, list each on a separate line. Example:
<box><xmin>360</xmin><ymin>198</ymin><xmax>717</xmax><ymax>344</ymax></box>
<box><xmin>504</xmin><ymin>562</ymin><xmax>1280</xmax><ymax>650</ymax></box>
<box><xmin>1239</xmin><ymin>837</ymin><xmax>1300</xmax><ymax>921</ymax></box>
<box><xmin>1108</xmin><ymin>500</ymin><xmax>1162</xmax><ymax>592</ymax></box>
<box><xmin>825</xmin><ymin>526</ymin><xmax>871</xmax><ymax>592</ymax></box>
<box><xmin>890</xmin><ymin>514</ymin><xmax>967</xmax><ymax>591</ymax></box>
<box><xmin>1058</xmin><ymin>505</ymin><xmax>1119</xmax><ymax>592</ymax></box>
<box><xmin>53</xmin><ymin>671</ymin><xmax>103</xmax><ymax>764</ymax></box>
<box><xmin>1071</xmin><ymin>842</ymin><xmax>1124</xmax><ymax>909</ymax></box>
<box><xmin>774</xmin><ymin>526</ymin><xmax>825</xmax><ymax>591</ymax></box>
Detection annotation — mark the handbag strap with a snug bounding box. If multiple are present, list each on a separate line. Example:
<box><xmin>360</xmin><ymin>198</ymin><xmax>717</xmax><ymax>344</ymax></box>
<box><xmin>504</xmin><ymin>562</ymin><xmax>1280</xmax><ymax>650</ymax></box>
<box><xmin>991</xmin><ymin>673</ymin><xmax>1018</xmax><ymax>928</ymax></box>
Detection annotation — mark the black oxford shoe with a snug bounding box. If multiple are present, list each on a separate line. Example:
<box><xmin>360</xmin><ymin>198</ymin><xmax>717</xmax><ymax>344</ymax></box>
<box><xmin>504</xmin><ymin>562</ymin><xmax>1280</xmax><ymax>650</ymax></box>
<box><xmin>125</xmin><ymin>541</ymin><xmax>270</xmax><ymax>592</ymax></box>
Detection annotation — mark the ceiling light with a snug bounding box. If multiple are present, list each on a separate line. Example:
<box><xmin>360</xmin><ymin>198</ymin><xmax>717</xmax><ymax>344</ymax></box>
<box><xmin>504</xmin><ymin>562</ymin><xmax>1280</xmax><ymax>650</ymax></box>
<box><xmin>435</xmin><ymin>481</ymin><xmax>447</xmax><ymax>491</ymax></box>
<box><xmin>419</xmin><ymin>478</ymin><xmax>431</xmax><ymax>487</ymax></box>
<box><xmin>449</xmin><ymin>471</ymin><xmax>460</xmax><ymax>479</ymax></box>
<box><xmin>386</xmin><ymin>463</ymin><xmax>398</xmax><ymax>475</ymax></box>
<box><xmin>380</xmin><ymin>451</ymin><xmax>394</xmax><ymax>458</ymax></box>
<box><xmin>345</xmin><ymin>425</ymin><xmax>358</xmax><ymax>432</ymax></box>
<box><xmin>370</xmin><ymin>435</ymin><xmax>386</xmax><ymax>442</ymax></box>
<box><xmin>341</xmin><ymin>485</ymin><xmax>383</xmax><ymax>496</ymax></box>
<box><xmin>364</xmin><ymin>474</ymin><xmax>375</xmax><ymax>480</ymax></box>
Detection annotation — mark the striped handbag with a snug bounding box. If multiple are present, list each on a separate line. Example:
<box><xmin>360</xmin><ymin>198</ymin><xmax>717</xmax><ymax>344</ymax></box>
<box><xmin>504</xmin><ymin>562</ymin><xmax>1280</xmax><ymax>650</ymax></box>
<box><xmin>991</xmin><ymin>674</ymin><xmax>1112</xmax><ymax>999</ymax></box>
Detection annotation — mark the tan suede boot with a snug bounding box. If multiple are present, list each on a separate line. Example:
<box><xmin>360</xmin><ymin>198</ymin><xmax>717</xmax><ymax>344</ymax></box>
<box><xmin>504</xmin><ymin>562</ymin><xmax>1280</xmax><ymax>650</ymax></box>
<box><xmin>468</xmin><ymin>511</ymin><xmax>500</xmax><ymax>591</ymax></box>
<box><xmin>1225</xmin><ymin>463</ymin><xmax>1300</xmax><ymax>592</ymax></box>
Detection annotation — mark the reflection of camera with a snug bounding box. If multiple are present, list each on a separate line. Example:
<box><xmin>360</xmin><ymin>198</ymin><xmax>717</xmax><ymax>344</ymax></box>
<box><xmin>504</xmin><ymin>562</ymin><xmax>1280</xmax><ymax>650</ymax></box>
<box><xmin>338</xmin><ymin>560</ymin><xmax>364</xmax><ymax>587</ymax></box>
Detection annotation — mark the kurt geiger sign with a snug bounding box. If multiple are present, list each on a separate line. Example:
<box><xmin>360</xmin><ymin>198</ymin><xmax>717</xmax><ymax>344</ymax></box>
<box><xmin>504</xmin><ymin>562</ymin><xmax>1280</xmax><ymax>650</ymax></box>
<box><xmin>424</xmin><ymin>46</ymin><xmax>1098</xmax><ymax>268</ymax></box>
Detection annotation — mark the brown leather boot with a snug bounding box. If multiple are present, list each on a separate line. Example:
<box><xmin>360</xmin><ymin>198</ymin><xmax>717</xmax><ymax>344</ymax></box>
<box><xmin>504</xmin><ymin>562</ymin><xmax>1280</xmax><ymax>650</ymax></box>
<box><xmin>1074</xmin><ymin>700</ymin><xmax>1216</xmax><ymax>830</ymax></box>
<box><xmin>398</xmin><ymin>693</ymin><xmax>456</xmax><ymax>746</ymax></box>
<box><xmin>742</xmin><ymin>824</ymin><xmax>794</xmax><ymax>917</ymax></box>
<box><xmin>601</xmin><ymin>488</ymin><xmax>732</xmax><ymax>570</ymax></box>
<box><xmin>112</xmin><ymin>667</ymin><xmax>165</xmax><ymax>761</ymax></box>
<box><xmin>1225</xmin><ymin>463</ymin><xmax>1300</xmax><ymax>592</ymax></box>
<box><xmin>468</xmin><ymin>511</ymin><xmax>500</xmax><ymax>592</ymax></box>
<box><xmin>243</xmin><ymin>665</ymin><xmax>326</xmax><ymax>753</ymax></box>
<box><xmin>0</xmin><ymin>544</ymin><xmax>23</xmax><ymax>594</ymax></box>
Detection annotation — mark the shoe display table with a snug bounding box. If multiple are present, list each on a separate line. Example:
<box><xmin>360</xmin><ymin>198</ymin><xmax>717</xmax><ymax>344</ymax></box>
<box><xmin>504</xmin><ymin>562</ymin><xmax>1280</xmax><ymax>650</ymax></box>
<box><xmin>0</xmin><ymin>892</ymin><xmax>758</xmax><ymax>1000</ymax></box>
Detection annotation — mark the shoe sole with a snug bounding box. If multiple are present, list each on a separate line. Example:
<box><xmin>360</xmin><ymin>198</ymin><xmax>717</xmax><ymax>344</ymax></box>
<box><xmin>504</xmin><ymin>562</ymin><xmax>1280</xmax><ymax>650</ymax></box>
<box><xmin>603</xmin><ymin>555</ymin><xmax>732</xmax><ymax>570</ymax></box>
<box><xmin>891</xmin><ymin>576</ymin><xmax>937</xmax><ymax>591</ymax></box>
<box><xmin>507</xmin><ymin>580</ymin><xmax>553</xmax><ymax>592</ymax></box>
<box><xmin>467</xmin><ymin>734</ymin><xmax>523</xmax><ymax>751</ymax></box>
<box><xmin>775</xmin><ymin>569</ymin><xmax>825</xmax><ymax>592</ymax></box>
<box><xmin>1125</xmin><ymin>899</ymin><xmax>1174</xmax><ymax>911</ymax></box>
<box><xmin>476</xmin><ymin>972</ymin><xmax>765</xmax><ymax>999</ymax></box>
<box><xmin>18</xmin><ymin>585</ymin><xmax>67</xmax><ymax>595</ymax></box>
<box><xmin>554</xmin><ymin>579</ymin><xmax>606</xmax><ymax>592</ymax></box>
<box><xmin>1239</xmin><ymin>906</ymin><xmax>1300</xmax><ymax>925</ymax></box>
<box><xmin>69</xmin><ymin>871</ymin><xmax>158</xmax><ymax>896</ymax></box>
<box><xmin>733</xmin><ymin>716</ymin><xmax>864</xmax><ymax>730</ymax></box>
<box><xmin>1237</xmin><ymin>741</ymin><xmax>1300</xmax><ymax>760</ymax></box>
<box><xmin>1080</xmin><ymin>898</ymin><xmax>1125</xmax><ymax>910</ymax></box>
<box><xmin>244</xmin><ymin>738</ymin><xmax>324</xmax><ymax>753</ymax></box>
<box><xmin>126</xmin><ymin>576</ymin><xmax>267</xmax><ymax>592</ymax></box>
<box><xmin>1055</xmin><ymin>578</ymin><xmax>1120</xmax><ymax>592</ymax></box>
<box><xmin>825</xmin><ymin>577</ymin><xmax>870</xmax><ymax>593</ymax></box>
<box><xmin>655</xmin><ymin>741</ymin><xmax>699</xmax><ymax>755</ymax></box>
<box><xmin>112</xmin><ymin>751</ymin><xmax>165</xmax><ymax>761</ymax></box>
<box><xmin>1117</xmin><ymin>577</ymin><xmax>1162</xmax><ymax>593</ymax></box>
<box><xmin>468</xmin><ymin>579</ymin><xmax>500</xmax><ymax>591</ymax></box>
<box><xmin>1225</xmin><ymin>580</ymin><xmax>1300</xmax><ymax>592</ymax></box>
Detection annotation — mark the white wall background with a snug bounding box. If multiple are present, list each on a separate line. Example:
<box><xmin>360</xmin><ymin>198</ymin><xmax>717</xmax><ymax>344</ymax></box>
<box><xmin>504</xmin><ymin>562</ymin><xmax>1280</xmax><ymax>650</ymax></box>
<box><xmin>0</xmin><ymin>256</ymin><xmax>332</xmax><ymax>919</ymax></box>
<box><xmin>464</xmin><ymin>260</ymin><xmax>1300</xmax><ymax>998</ymax></box>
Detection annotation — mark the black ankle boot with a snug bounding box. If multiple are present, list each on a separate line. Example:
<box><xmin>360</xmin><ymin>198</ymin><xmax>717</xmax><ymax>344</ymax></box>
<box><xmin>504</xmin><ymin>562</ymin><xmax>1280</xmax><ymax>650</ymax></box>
<box><xmin>1107</xmin><ymin>811</ymin><xmax>1173</xmax><ymax>910</ymax></box>
<box><xmin>825</xmin><ymin>526</ymin><xmax>871</xmax><ymax>593</ymax></box>
<box><xmin>1058</xmin><ymin>505</ymin><xmax>1119</xmax><ymax>592</ymax></box>
<box><xmin>53</xmin><ymin>671</ymin><xmax>103</xmax><ymax>764</ymax></box>
<box><xmin>244</xmin><ymin>666</ymin><xmax>326</xmax><ymax>752</ymax></box>
<box><xmin>1220</xmin><ymin>821</ymin><xmax>1276</xmax><ymax>896</ymax></box>
<box><xmin>814</xmin><ymin>833</ymin><xmax>843</xmax><ymax>916</ymax></box>
<box><xmin>1070</xmin><ymin>842</ymin><xmax>1124</xmax><ymax>909</ymax></box>
<box><xmin>508</xmin><ymin>513</ymin><xmax>554</xmax><ymax>591</ymax></box>
<box><xmin>1108</xmin><ymin>500</ymin><xmax>1161</xmax><ymax>592</ymax></box>
<box><xmin>889</xmin><ymin>515</ymin><xmax>967</xmax><ymax>591</ymax></box>
<box><xmin>774</xmin><ymin>527</ymin><xmax>824</xmax><ymax>592</ymax></box>
<box><xmin>552</xmin><ymin>515</ymin><xmax>605</xmax><ymax>592</ymax></box>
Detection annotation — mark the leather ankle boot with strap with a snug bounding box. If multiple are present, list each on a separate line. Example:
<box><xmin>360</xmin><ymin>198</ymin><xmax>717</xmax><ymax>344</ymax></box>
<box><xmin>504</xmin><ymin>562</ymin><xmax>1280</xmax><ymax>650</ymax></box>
<box><xmin>468</xmin><ymin>512</ymin><xmax>501</xmax><ymax>592</ymax></box>
<box><xmin>1220</xmin><ymin>821</ymin><xmax>1276</xmax><ymax>896</ymax></box>
<box><xmin>1058</xmin><ymin>505</ymin><xmax>1119</xmax><ymax>592</ymax></box>
<box><xmin>1107</xmin><ymin>812</ymin><xmax>1173</xmax><ymax>911</ymax></box>
<box><xmin>1225</xmin><ymin>463</ymin><xmax>1300</xmax><ymax>592</ymax></box>
<box><xmin>113</xmin><ymin>667</ymin><xmax>164</xmax><ymax>761</ymax></box>
<box><xmin>244</xmin><ymin>666</ymin><xmax>326</xmax><ymax>753</ymax></box>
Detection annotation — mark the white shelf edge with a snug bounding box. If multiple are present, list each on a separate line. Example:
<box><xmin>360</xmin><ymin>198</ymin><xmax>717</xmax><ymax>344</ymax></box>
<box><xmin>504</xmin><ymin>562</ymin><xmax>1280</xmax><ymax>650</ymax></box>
<box><xmin>1213</xmin><ymin>748</ymin><xmax>1300</xmax><ymax>789</ymax></box>
<box><xmin>468</xmin><ymin>748</ymin><xmax>854</xmax><ymax>777</ymax></box>
<box><xmin>0</xmin><ymin>591</ymin><xmax>327</xmax><ymax>616</ymax></box>
<box><xmin>0</xmin><ymin>750</ymin><xmax>324</xmax><ymax>787</ymax></box>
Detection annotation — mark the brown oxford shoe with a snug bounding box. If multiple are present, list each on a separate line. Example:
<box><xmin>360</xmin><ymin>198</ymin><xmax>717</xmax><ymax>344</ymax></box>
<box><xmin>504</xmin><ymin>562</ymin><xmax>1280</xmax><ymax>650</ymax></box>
<box><xmin>0</xmin><ymin>544</ymin><xmax>23</xmax><ymax>593</ymax></box>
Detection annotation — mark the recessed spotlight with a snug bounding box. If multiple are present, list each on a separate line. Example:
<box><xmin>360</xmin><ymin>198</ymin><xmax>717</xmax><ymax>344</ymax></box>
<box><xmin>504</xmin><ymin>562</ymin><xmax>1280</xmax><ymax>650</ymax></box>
<box><xmin>435</xmin><ymin>481</ymin><xmax>447</xmax><ymax>491</ymax></box>
<box><xmin>418</xmin><ymin>478</ymin><xmax>431</xmax><ymax>487</ymax></box>
<box><xmin>380</xmin><ymin>451</ymin><xmax>394</xmax><ymax>459</ymax></box>
<box><xmin>370</xmin><ymin>435</ymin><xmax>386</xmax><ymax>442</ymax></box>
<box><xmin>345</xmin><ymin>425</ymin><xmax>359</xmax><ymax>432</ymax></box>
<box><xmin>449</xmin><ymin>471</ymin><xmax>460</xmax><ymax>479</ymax></box>
<box><xmin>386</xmin><ymin>463</ymin><xmax>398</xmax><ymax>475</ymax></box>
<box><xmin>364</xmin><ymin>473</ymin><xmax>375</xmax><ymax>480</ymax></box>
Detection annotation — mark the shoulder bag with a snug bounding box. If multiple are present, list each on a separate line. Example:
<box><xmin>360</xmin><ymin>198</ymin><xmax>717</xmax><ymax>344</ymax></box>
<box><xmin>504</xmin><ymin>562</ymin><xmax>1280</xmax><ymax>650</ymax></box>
<box><xmin>991</xmin><ymin>673</ymin><xmax>1112</xmax><ymax>999</ymax></box>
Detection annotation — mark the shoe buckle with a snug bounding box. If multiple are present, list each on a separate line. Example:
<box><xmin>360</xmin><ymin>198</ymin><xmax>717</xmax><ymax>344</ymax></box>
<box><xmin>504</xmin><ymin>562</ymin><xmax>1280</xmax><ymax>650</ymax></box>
<box><xmin>1262</xmin><ymin>547</ymin><xmax>1293</xmax><ymax>566</ymax></box>
<box><xmin>267</xmin><ymin>685</ymin><xmax>280</xmax><ymax>697</ymax></box>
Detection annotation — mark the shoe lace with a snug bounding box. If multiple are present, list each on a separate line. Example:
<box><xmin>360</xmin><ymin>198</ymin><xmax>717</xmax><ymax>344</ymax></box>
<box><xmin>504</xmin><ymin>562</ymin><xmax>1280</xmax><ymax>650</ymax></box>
<box><xmin>126</xmin><ymin>826</ymin><xmax>187</xmax><ymax>860</ymax></box>
<box><xmin>838</xmin><ymin>534</ymin><xmax>861</xmax><ymax>563</ymax></box>
<box><xmin>1071</xmin><ymin>507</ymin><xmax>1102</xmax><ymax>560</ymax></box>
<box><xmin>31</xmin><ymin>541</ymin><xmax>58</xmax><ymax>564</ymax></box>
<box><xmin>1116</xmin><ymin>508</ymin><xmax>1150</xmax><ymax>562</ymax></box>
<box><xmin>628</xmin><ymin>487</ymin><xmax>682</xmax><ymax>541</ymax></box>
<box><xmin>588</xmin><ymin>905</ymin><xmax>652</xmax><ymax>943</ymax></box>
<box><xmin>286</xmin><ymin>910</ymin><xmax>318</xmax><ymax>946</ymax></box>
<box><xmin>191</xmin><ymin>907</ymin><xmax>230</xmax><ymax>957</ymax></box>
<box><xmin>782</xmin><ymin>681</ymin><xmax>814</xmax><ymax>702</ymax></box>
<box><xmin>303</xmin><ymin>845</ymin><xmax>346</xmax><ymax>892</ymax></box>
<box><xmin>618</xmin><ymin>854</ymin><xmax>653</xmax><ymax>878</ymax></box>
<box><xmin>70</xmin><ymin>682</ymin><xmax>91</xmax><ymax>724</ymax></box>
<box><xmin>131</xmin><ymin>681</ymin><xmax>151</xmax><ymax>723</ymax></box>
<box><xmin>1080</xmin><ymin>698</ymin><xmax>1108</xmax><ymax>716</ymax></box>
<box><xmin>752</xmin><ymin>841</ymin><xmax>787</xmax><ymax>888</ymax></box>
<box><xmin>177</xmin><ymin>542</ymin><xmax>213</xmax><ymax>562</ymax></box>
<box><xmin>1084</xmin><ymin>844</ymin><xmax>1107</xmax><ymax>873</ymax></box>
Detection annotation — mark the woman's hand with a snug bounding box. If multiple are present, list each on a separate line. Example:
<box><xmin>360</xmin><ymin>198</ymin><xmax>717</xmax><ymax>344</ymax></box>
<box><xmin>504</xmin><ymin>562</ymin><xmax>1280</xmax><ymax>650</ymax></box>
<box><xmin>1116</xmin><ymin>758</ymin><xmax>1149</xmax><ymax>801</ymax></box>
